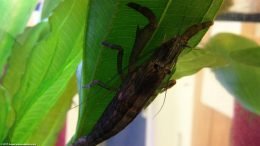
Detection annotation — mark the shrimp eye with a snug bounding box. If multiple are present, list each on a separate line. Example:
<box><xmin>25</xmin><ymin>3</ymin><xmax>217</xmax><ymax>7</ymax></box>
<box><xmin>153</xmin><ymin>63</ymin><xmax>162</xmax><ymax>71</ymax></box>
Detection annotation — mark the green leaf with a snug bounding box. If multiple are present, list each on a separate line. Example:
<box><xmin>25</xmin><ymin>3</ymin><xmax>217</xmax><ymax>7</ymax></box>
<box><xmin>0</xmin><ymin>0</ymin><xmax>38</xmax><ymax>77</ymax></box>
<box><xmin>0</xmin><ymin>0</ymin><xmax>38</xmax><ymax>35</ymax></box>
<box><xmin>0</xmin><ymin>86</ymin><xmax>15</xmax><ymax>143</ymax></box>
<box><xmin>173</xmin><ymin>31</ymin><xmax>255</xmax><ymax>79</ymax></box>
<box><xmin>215</xmin><ymin>62</ymin><xmax>260</xmax><ymax>114</ymax></box>
<box><xmin>75</xmin><ymin>0</ymin><xmax>223</xmax><ymax>141</ymax></box>
<box><xmin>174</xmin><ymin>48</ymin><xmax>227</xmax><ymax>79</ymax></box>
<box><xmin>2</xmin><ymin>23</ymin><xmax>50</xmax><ymax>98</ymax></box>
<box><xmin>206</xmin><ymin>33</ymin><xmax>259</xmax><ymax>56</ymax></box>
<box><xmin>0</xmin><ymin>32</ymin><xmax>17</xmax><ymax>75</ymax></box>
<box><xmin>208</xmin><ymin>33</ymin><xmax>260</xmax><ymax>114</ymax></box>
<box><xmin>231</xmin><ymin>47</ymin><xmax>260</xmax><ymax>67</ymax></box>
<box><xmin>41</xmin><ymin>0</ymin><xmax>63</xmax><ymax>19</ymax></box>
<box><xmin>1</xmin><ymin>0</ymin><xmax>86</xmax><ymax>144</ymax></box>
<box><xmin>27</xmin><ymin>75</ymin><xmax>77</xmax><ymax>146</ymax></box>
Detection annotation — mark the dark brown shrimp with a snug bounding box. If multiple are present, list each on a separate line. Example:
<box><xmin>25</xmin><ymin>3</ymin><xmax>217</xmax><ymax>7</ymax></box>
<box><xmin>73</xmin><ymin>2</ymin><xmax>213</xmax><ymax>146</ymax></box>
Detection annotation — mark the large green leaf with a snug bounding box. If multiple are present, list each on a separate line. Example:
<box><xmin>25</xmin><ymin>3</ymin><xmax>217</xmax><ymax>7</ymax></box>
<box><xmin>0</xmin><ymin>22</ymin><xmax>49</xmax><ymax>143</ymax></box>
<box><xmin>0</xmin><ymin>0</ymin><xmax>38</xmax><ymax>35</ymax></box>
<box><xmin>173</xmin><ymin>32</ymin><xmax>258</xmax><ymax>79</ymax></box>
<box><xmin>0</xmin><ymin>86</ymin><xmax>15</xmax><ymax>143</ymax></box>
<box><xmin>1</xmin><ymin>0</ymin><xmax>86</xmax><ymax>144</ymax></box>
<box><xmin>2</xmin><ymin>23</ymin><xmax>50</xmax><ymax>99</ymax></box>
<box><xmin>0</xmin><ymin>0</ymin><xmax>38</xmax><ymax>74</ymax></box>
<box><xmin>207</xmin><ymin>33</ymin><xmax>260</xmax><ymax>114</ymax></box>
<box><xmin>0</xmin><ymin>32</ymin><xmax>17</xmax><ymax>76</ymax></box>
<box><xmin>28</xmin><ymin>75</ymin><xmax>77</xmax><ymax>146</ymax></box>
<box><xmin>174</xmin><ymin>48</ymin><xmax>227</xmax><ymax>79</ymax></box>
<box><xmin>41</xmin><ymin>0</ymin><xmax>63</xmax><ymax>19</ymax></box>
<box><xmin>75</xmin><ymin>0</ymin><xmax>223</xmax><ymax>141</ymax></box>
<box><xmin>172</xmin><ymin>32</ymin><xmax>260</xmax><ymax>114</ymax></box>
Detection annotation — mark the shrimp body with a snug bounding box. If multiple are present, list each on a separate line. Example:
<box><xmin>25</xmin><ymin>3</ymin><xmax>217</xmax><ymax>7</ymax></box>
<box><xmin>73</xmin><ymin>2</ymin><xmax>213</xmax><ymax>146</ymax></box>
